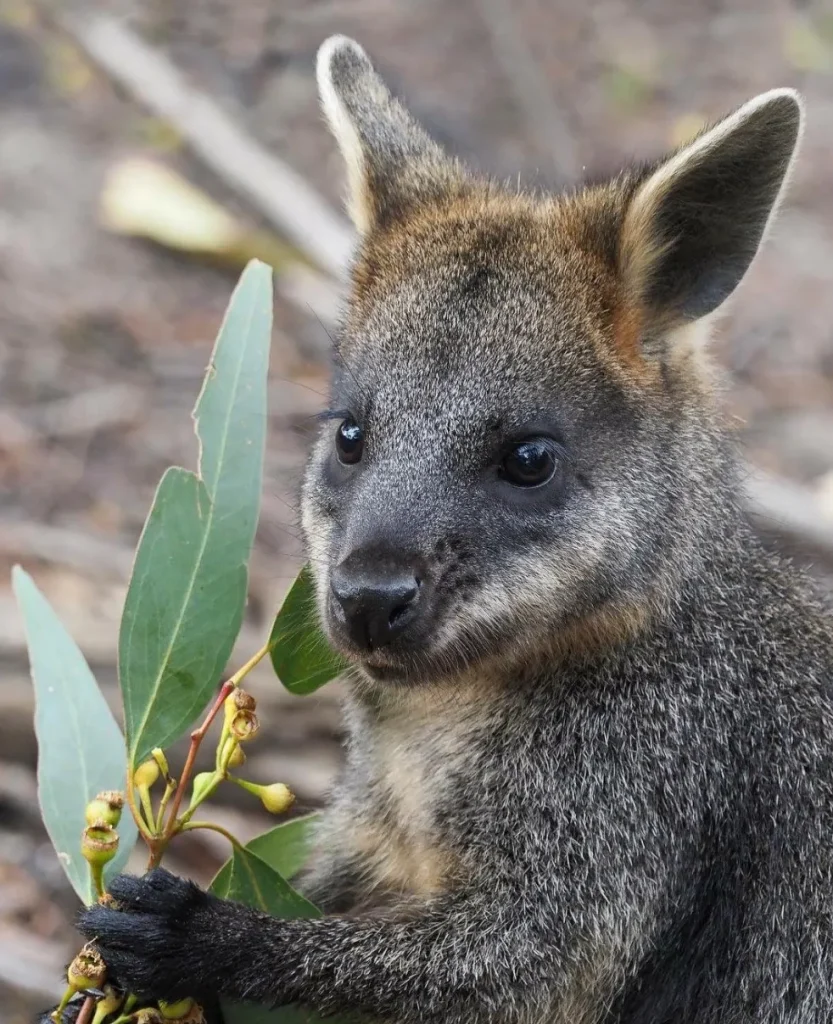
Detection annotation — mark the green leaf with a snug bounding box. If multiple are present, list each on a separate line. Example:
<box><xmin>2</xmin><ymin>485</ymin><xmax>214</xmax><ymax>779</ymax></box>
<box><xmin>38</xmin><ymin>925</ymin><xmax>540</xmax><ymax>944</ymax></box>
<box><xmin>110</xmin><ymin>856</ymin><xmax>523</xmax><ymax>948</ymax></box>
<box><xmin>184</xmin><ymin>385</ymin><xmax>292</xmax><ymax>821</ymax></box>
<box><xmin>211</xmin><ymin>813</ymin><xmax>320</xmax><ymax>896</ymax></box>
<box><xmin>269</xmin><ymin>566</ymin><xmax>347</xmax><ymax>695</ymax></box>
<box><xmin>214</xmin><ymin>845</ymin><xmax>328</xmax><ymax>1024</ymax></box>
<box><xmin>222</xmin><ymin>846</ymin><xmax>319</xmax><ymax>918</ymax></box>
<box><xmin>120</xmin><ymin>260</ymin><xmax>273</xmax><ymax>767</ymax></box>
<box><xmin>220</xmin><ymin>1006</ymin><xmax>325</xmax><ymax>1024</ymax></box>
<box><xmin>12</xmin><ymin>567</ymin><xmax>138</xmax><ymax>904</ymax></box>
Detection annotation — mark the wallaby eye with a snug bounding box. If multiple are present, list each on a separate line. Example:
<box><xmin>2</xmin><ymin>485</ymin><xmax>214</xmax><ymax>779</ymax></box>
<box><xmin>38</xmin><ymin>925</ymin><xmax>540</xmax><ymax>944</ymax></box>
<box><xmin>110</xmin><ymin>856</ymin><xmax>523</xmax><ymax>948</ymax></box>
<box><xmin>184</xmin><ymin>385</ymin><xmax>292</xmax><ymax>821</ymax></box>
<box><xmin>499</xmin><ymin>439</ymin><xmax>557</xmax><ymax>488</ymax></box>
<box><xmin>335</xmin><ymin>417</ymin><xmax>364</xmax><ymax>465</ymax></box>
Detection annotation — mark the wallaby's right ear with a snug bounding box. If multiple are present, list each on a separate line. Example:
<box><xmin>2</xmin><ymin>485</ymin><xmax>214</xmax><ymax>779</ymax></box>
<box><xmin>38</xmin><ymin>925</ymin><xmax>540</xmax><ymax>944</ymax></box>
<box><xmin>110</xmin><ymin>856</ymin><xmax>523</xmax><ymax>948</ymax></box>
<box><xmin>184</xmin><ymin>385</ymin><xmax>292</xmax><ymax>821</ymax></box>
<box><xmin>316</xmin><ymin>36</ymin><xmax>462</xmax><ymax>234</ymax></box>
<box><xmin>619</xmin><ymin>89</ymin><xmax>803</xmax><ymax>340</ymax></box>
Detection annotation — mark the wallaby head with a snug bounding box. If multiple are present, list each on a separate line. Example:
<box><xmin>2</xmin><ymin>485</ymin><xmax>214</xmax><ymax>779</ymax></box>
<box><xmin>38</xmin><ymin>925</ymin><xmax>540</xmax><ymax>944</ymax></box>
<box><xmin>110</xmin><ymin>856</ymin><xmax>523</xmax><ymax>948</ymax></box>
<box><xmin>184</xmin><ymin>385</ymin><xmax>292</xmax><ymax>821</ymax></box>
<box><xmin>302</xmin><ymin>35</ymin><xmax>803</xmax><ymax>687</ymax></box>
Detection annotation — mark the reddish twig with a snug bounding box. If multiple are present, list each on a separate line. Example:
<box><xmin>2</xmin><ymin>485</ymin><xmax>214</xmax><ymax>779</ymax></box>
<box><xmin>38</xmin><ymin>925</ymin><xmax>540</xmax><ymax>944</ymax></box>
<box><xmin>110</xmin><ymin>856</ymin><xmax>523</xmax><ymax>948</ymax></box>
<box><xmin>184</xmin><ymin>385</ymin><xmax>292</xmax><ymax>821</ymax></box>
<box><xmin>75</xmin><ymin>996</ymin><xmax>96</xmax><ymax>1024</ymax></box>
<box><xmin>162</xmin><ymin>680</ymin><xmax>235</xmax><ymax>840</ymax></box>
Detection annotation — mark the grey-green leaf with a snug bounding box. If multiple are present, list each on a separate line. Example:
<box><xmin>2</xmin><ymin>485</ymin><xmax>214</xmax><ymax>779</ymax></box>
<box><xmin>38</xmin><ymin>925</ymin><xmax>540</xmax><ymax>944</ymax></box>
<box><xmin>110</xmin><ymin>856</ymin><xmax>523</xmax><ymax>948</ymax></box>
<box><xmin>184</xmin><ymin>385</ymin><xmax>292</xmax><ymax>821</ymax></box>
<box><xmin>269</xmin><ymin>566</ymin><xmax>347</xmax><ymax>695</ymax></box>
<box><xmin>220</xmin><ymin>1005</ymin><xmax>325</xmax><ymax>1024</ymax></box>
<box><xmin>214</xmin><ymin>845</ymin><xmax>327</xmax><ymax>1024</ymax></box>
<box><xmin>211</xmin><ymin>813</ymin><xmax>320</xmax><ymax>896</ymax></box>
<box><xmin>120</xmin><ymin>260</ymin><xmax>273</xmax><ymax>767</ymax></box>
<box><xmin>222</xmin><ymin>846</ymin><xmax>319</xmax><ymax>918</ymax></box>
<box><xmin>13</xmin><ymin>566</ymin><xmax>138</xmax><ymax>904</ymax></box>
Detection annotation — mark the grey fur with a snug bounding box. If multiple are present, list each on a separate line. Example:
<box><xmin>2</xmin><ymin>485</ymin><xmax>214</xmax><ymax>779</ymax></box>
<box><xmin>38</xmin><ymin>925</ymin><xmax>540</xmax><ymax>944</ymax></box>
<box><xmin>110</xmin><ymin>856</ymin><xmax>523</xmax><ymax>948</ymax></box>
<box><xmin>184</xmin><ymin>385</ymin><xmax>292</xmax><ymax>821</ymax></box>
<box><xmin>78</xmin><ymin>37</ymin><xmax>832</xmax><ymax>1024</ymax></box>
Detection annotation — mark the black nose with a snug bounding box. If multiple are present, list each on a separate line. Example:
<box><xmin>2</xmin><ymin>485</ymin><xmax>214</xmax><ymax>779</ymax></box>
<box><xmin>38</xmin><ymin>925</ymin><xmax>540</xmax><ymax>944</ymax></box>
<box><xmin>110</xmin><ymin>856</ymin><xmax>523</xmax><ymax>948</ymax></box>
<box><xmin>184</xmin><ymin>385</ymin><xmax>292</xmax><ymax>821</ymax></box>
<box><xmin>330</xmin><ymin>564</ymin><xmax>421</xmax><ymax>651</ymax></box>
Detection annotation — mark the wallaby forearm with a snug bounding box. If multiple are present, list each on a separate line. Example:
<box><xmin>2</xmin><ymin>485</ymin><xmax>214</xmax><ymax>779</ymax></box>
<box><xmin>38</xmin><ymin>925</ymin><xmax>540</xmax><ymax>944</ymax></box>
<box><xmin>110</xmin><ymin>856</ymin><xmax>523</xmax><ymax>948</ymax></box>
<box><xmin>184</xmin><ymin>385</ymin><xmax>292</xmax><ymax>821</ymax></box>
<box><xmin>209</xmin><ymin>901</ymin><xmax>525</xmax><ymax>1022</ymax></box>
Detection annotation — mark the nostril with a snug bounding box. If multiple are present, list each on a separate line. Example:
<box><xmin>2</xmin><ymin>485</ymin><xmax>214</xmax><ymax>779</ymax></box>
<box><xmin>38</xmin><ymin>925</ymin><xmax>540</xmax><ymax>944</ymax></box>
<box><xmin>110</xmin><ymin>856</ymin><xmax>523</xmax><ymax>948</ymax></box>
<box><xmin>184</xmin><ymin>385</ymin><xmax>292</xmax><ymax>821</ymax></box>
<box><xmin>386</xmin><ymin>580</ymin><xmax>419</xmax><ymax>631</ymax></box>
<box><xmin>330</xmin><ymin>565</ymin><xmax>423</xmax><ymax>650</ymax></box>
<box><xmin>388</xmin><ymin>603</ymin><xmax>411</xmax><ymax>628</ymax></box>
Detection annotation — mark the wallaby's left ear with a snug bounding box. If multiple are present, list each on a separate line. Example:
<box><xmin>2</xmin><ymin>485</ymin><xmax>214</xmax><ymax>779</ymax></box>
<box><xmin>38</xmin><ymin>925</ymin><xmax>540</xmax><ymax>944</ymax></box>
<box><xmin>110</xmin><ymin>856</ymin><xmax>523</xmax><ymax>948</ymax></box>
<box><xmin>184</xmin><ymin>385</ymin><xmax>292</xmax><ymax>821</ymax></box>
<box><xmin>619</xmin><ymin>89</ymin><xmax>804</xmax><ymax>334</ymax></box>
<box><xmin>316</xmin><ymin>35</ymin><xmax>463</xmax><ymax>234</ymax></box>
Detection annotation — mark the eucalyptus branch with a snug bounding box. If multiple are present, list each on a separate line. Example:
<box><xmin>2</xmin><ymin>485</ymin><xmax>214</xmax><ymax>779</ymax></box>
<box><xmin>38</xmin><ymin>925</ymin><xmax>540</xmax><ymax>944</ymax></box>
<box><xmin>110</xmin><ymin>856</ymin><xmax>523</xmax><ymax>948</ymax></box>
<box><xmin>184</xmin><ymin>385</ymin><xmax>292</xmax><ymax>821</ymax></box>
<box><xmin>17</xmin><ymin>263</ymin><xmax>328</xmax><ymax>1024</ymax></box>
<box><xmin>179</xmin><ymin>820</ymin><xmax>244</xmax><ymax>851</ymax></box>
<box><xmin>124</xmin><ymin>775</ymin><xmax>156</xmax><ymax>843</ymax></box>
<box><xmin>176</xmin><ymin>771</ymin><xmax>223</xmax><ymax>826</ymax></box>
<box><xmin>75</xmin><ymin>996</ymin><xmax>96</xmax><ymax>1024</ymax></box>
<box><xmin>227</xmin><ymin>641</ymin><xmax>273</xmax><ymax>687</ymax></box>
<box><xmin>154</xmin><ymin>779</ymin><xmax>176</xmax><ymax>833</ymax></box>
<box><xmin>162</xmin><ymin>680</ymin><xmax>235</xmax><ymax>839</ymax></box>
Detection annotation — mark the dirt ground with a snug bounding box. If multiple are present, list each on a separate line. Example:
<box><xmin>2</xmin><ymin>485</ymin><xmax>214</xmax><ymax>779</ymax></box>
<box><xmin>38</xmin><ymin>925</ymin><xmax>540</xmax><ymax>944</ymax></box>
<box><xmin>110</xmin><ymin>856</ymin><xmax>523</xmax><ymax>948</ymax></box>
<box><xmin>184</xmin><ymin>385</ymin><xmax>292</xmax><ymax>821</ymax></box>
<box><xmin>1</xmin><ymin>1</ymin><xmax>833</xmax><ymax>1021</ymax></box>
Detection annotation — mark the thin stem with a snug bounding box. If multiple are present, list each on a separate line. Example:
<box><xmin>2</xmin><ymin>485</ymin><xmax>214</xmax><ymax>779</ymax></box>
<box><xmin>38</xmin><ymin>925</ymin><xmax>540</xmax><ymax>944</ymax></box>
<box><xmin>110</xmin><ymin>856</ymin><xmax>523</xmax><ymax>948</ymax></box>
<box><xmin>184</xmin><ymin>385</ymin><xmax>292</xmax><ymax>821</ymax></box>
<box><xmin>91</xmin><ymin>992</ymin><xmax>123</xmax><ymax>1024</ymax></box>
<box><xmin>51</xmin><ymin>986</ymin><xmax>77</xmax><ymax>1022</ymax></box>
<box><xmin>218</xmin><ymin>735</ymin><xmax>239</xmax><ymax>773</ymax></box>
<box><xmin>162</xmin><ymin>680</ymin><xmax>234</xmax><ymax>839</ymax></box>
<box><xmin>75</xmin><ymin>996</ymin><xmax>96</xmax><ymax>1024</ymax></box>
<box><xmin>124</xmin><ymin>768</ymin><xmax>155</xmax><ymax>843</ymax></box>
<box><xmin>146</xmin><ymin>842</ymin><xmax>164</xmax><ymax>871</ymax></box>
<box><xmin>180</xmin><ymin>820</ymin><xmax>244</xmax><ymax>851</ymax></box>
<box><xmin>176</xmin><ymin>770</ymin><xmax>222</xmax><ymax>826</ymax></box>
<box><xmin>227</xmin><ymin>640</ymin><xmax>272</xmax><ymax>687</ymax></box>
<box><xmin>107</xmin><ymin>1002</ymin><xmax>137</xmax><ymax>1024</ymax></box>
<box><xmin>215</xmin><ymin>721</ymin><xmax>230</xmax><ymax>772</ymax></box>
<box><xmin>138</xmin><ymin>784</ymin><xmax>155</xmax><ymax>829</ymax></box>
<box><xmin>228</xmin><ymin>775</ymin><xmax>260</xmax><ymax>798</ymax></box>
<box><xmin>89</xmin><ymin>861</ymin><xmax>106</xmax><ymax>900</ymax></box>
<box><xmin>154</xmin><ymin>779</ymin><xmax>176</xmax><ymax>833</ymax></box>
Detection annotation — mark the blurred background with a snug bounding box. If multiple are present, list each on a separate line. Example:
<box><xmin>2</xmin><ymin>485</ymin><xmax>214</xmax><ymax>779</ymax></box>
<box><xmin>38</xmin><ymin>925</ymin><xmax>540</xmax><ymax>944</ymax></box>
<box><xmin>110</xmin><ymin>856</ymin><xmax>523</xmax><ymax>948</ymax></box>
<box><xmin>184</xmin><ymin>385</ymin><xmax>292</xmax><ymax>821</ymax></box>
<box><xmin>1</xmin><ymin>1</ymin><xmax>833</xmax><ymax>1021</ymax></box>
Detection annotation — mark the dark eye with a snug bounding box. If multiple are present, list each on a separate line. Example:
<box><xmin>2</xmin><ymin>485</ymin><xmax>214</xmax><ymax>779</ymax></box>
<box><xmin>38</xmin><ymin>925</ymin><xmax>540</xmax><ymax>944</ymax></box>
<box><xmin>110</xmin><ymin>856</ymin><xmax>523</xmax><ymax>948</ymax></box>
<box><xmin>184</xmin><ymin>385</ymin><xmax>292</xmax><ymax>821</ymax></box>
<box><xmin>335</xmin><ymin>417</ymin><xmax>364</xmax><ymax>465</ymax></box>
<box><xmin>499</xmin><ymin>439</ymin><xmax>557</xmax><ymax>487</ymax></box>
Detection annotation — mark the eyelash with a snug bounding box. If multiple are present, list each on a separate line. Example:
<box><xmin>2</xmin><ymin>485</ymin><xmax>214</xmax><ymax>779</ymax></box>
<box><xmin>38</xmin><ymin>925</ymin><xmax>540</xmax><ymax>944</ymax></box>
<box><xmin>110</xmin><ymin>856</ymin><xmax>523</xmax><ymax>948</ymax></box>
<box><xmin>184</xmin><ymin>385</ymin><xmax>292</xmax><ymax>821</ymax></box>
<box><xmin>316</xmin><ymin>408</ymin><xmax>353</xmax><ymax>423</ymax></box>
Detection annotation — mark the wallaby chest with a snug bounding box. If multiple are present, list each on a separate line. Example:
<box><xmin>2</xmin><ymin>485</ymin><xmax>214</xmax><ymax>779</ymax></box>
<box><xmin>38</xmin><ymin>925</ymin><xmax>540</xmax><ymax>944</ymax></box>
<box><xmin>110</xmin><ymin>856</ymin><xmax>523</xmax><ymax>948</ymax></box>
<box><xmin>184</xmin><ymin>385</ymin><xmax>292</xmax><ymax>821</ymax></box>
<box><xmin>345</xmin><ymin>687</ymin><xmax>486</xmax><ymax>899</ymax></box>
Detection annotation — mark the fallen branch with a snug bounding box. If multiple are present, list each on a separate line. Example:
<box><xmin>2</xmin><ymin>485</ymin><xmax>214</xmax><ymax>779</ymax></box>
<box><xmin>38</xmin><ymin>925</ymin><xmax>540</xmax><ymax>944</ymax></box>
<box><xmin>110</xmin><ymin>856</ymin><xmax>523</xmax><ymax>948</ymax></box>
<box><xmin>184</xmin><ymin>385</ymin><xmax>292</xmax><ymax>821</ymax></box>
<box><xmin>22</xmin><ymin>384</ymin><xmax>145</xmax><ymax>440</ymax></box>
<box><xmin>56</xmin><ymin>11</ymin><xmax>353</xmax><ymax>281</ymax></box>
<box><xmin>44</xmin><ymin>8</ymin><xmax>345</xmax><ymax>345</ymax></box>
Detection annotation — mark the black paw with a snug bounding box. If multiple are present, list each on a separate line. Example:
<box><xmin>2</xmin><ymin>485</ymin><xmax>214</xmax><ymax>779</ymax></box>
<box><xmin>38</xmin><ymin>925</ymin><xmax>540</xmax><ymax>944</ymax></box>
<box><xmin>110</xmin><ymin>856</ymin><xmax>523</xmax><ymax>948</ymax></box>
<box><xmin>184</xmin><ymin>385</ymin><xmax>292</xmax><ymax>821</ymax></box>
<box><xmin>77</xmin><ymin>869</ymin><xmax>217</xmax><ymax>1000</ymax></box>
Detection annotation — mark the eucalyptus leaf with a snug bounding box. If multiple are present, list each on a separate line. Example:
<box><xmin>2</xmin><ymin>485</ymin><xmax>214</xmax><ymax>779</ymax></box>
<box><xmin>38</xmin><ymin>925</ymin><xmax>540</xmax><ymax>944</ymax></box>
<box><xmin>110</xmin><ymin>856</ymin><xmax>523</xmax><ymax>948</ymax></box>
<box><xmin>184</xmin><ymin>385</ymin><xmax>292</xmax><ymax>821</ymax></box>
<box><xmin>224</xmin><ymin>846</ymin><xmax>319</xmax><ymax>918</ymax></box>
<box><xmin>12</xmin><ymin>566</ymin><xmax>138</xmax><ymax>904</ymax></box>
<box><xmin>214</xmin><ymin>846</ymin><xmax>328</xmax><ymax>1024</ymax></box>
<box><xmin>269</xmin><ymin>566</ymin><xmax>347</xmax><ymax>695</ymax></box>
<box><xmin>219</xmin><ymin>1006</ymin><xmax>325</xmax><ymax>1024</ymax></box>
<box><xmin>120</xmin><ymin>260</ymin><xmax>273</xmax><ymax>767</ymax></box>
<box><xmin>211</xmin><ymin>813</ymin><xmax>320</xmax><ymax>896</ymax></box>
